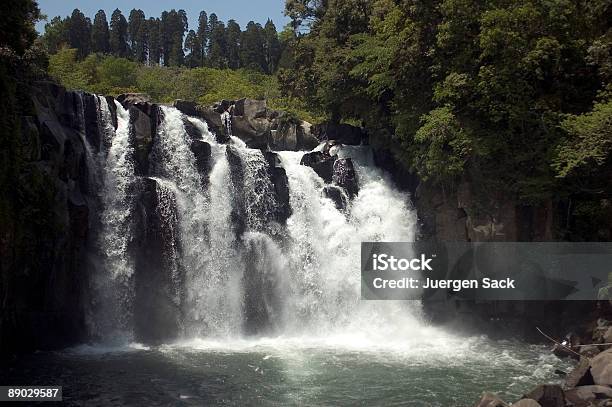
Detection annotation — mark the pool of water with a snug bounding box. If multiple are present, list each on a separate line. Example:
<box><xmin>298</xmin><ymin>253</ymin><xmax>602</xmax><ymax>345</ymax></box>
<box><xmin>1</xmin><ymin>333</ymin><xmax>571</xmax><ymax>406</ymax></box>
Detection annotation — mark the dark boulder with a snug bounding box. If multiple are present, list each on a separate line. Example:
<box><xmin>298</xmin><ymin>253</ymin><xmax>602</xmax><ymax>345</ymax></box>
<box><xmin>190</xmin><ymin>140</ymin><xmax>212</xmax><ymax>181</ymax></box>
<box><xmin>117</xmin><ymin>93</ymin><xmax>151</xmax><ymax>108</ymax></box>
<box><xmin>231</xmin><ymin>115</ymin><xmax>270</xmax><ymax>149</ymax></box>
<box><xmin>312</xmin><ymin>123</ymin><xmax>366</xmax><ymax>145</ymax></box>
<box><xmin>173</xmin><ymin>99</ymin><xmax>198</xmax><ymax>117</ymax></box>
<box><xmin>522</xmin><ymin>385</ymin><xmax>565</xmax><ymax>407</ymax></box>
<box><xmin>590</xmin><ymin>348</ymin><xmax>612</xmax><ymax>386</ymax></box>
<box><xmin>82</xmin><ymin>92</ymin><xmax>101</xmax><ymax>151</ymax></box>
<box><xmin>323</xmin><ymin>185</ymin><xmax>348</xmax><ymax>210</ymax></box>
<box><xmin>133</xmin><ymin>177</ymin><xmax>183</xmax><ymax>343</ymax></box>
<box><xmin>265</xmin><ymin>152</ymin><xmax>292</xmax><ymax>223</ymax></box>
<box><xmin>234</xmin><ymin>98</ymin><xmax>267</xmax><ymax>118</ymax></box>
<box><xmin>226</xmin><ymin>145</ymin><xmax>247</xmax><ymax>237</ymax></box>
<box><xmin>183</xmin><ymin>117</ymin><xmax>202</xmax><ymax>140</ymax></box>
<box><xmin>300</xmin><ymin>151</ymin><xmax>336</xmax><ymax>183</ymax></box>
<box><xmin>105</xmin><ymin>95</ymin><xmax>118</xmax><ymax>129</ymax></box>
<box><xmin>565</xmin><ymin>357</ymin><xmax>595</xmax><ymax>388</ymax></box>
<box><xmin>333</xmin><ymin>158</ymin><xmax>359</xmax><ymax>198</ymax></box>
<box><xmin>565</xmin><ymin>385</ymin><xmax>612</xmax><ymax>406</ymax></box>
<box><xmin>129</xmin><ymin>105</ymin><xmax>158</xmax><ymax>176</ymax></box>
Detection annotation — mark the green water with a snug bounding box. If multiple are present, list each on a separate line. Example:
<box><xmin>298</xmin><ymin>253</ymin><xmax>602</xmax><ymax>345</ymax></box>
<box><xmin>2</xmin><ymin>335</ymin><xmax>571</xmax><ymax>406</ymax></box>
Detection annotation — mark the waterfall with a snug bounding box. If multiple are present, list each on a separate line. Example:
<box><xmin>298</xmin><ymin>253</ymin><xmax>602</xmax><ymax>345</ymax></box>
<box><xmin>90</xmin><ymin>99</ymin><xmax>136</xmax><ymax>340</ymax></box>
<box><xmin>87</xmin><ymin>102</ymin><xmax>421</xmax><ymax>344</ymax></box>
<box><xmin>277</xmin><ymin>150</ymin><xmax>421</xmax><ymax>338</ymax></box>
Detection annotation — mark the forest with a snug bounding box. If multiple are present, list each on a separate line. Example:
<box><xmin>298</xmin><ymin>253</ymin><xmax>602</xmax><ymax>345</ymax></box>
<box><xmin>2</xmin><ymin>0</ymin><xmax>612</xmax><ymax>245</ymax></box>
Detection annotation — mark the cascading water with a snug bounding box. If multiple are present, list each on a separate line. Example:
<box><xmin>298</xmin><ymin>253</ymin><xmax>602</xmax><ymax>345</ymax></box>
<box><xmin>13</xmin><ymin>99</ymin><xmax>568</xmax><ymax>406</ymax></box>
<box><xmin>89</xmin><ymin>99</ymin><xmax>136</xmax><ymax>340</ymax></box>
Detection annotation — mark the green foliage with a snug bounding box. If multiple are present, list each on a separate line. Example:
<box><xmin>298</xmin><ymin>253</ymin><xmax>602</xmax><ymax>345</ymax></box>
<box><xmin>553</xmin><ymin>100</ymin><xmax>612</xmax><ymax>178</ymax></box>
<box><xmin>281</xmin><ymin>0</ymin><xmax>612</xmax><ymax>204</ymax></box>
<box><xmin>47</xmin><ymin>52</ymin><xmax>323</xmax><ymax>122</ymax></box>
<box><xmin>412</xmin><ymin>107</ymin><xmax>473</xmax><ymax>183</ymax></box>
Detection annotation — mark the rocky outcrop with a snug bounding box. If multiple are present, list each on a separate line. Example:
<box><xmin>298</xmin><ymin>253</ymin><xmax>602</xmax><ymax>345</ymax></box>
<box><xmin>332</xmin><ymin>158</ymin><xmax>359</xmax><ymax>198</ymax></box>
<box><xmin>173</xmin><ymin>98</ymin><xmax>318</xmax><ymax>151</ymax></box>
<box><xmin>301</xmin><ymin>151</ymin><xmax>336</xmax><ymax>182</ymax></box>
<box><xmin>312</xmin><ymin>122</ymin><xmax>367</xmax><ymax>145</ymax></box>
<box><xmin>1</xmin><ymin>81</ymin><xmax>99</xmax><ymax>353</ymax></box>
<box><xmin>265</xmin><ymin>152</ymin><xmax>292</xmax><ymax>224</ymax></box>
<box><xmin>119</xmin><ymin>93</ymin><xmax>160</xmax><ymax>175</ymax></box>
<box><xmin>133</xmin><ymin>178</ymin><xmax>182</xmax><ymax>343</ymax></box>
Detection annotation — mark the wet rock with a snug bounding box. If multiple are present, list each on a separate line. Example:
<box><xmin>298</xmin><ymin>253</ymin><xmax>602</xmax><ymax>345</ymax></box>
<box><xmin>173</xmin><ymin>99</ymin><xmax>198</xmax><ymax>117</ymax></box>
<box><xmin>234</xmin><ymin>98</ymin><xmax>267</xmax><ymax>119</ymax></box>
<box><xmin>117</xmin><ymin>93</ymin><xmax>151</xmax><ymax>108</ymax></box>
<box><xmin>523</xmin><ymin>385</ymin><xmax>565</xmax><ymax>407</ymax></box>
<box><xmin>312</xmin><ymin>122</ymin><xmax>366</xmax><ymax>145</ymax></box>
<box><xmin>300</xmin><ymin>151</ymin><xmax>336</xmax><ymax>183</ymax></box>
<box><xmin>129</xmin><ymin>106</ymin><xmax>156</xmax><ymax>175</ymax></box>
<box><xmin>265</xmin><ymin>152</ymin><xmax>291</xmax><ymax>224</ymax></box>
<box><xmin>323</xmin><ymin>185</ymin><xmax>348</xmax><ymax>210</ymax></box>
<box><xmin>579</xmin><ymin>345</ymin><xmax>601</xmax><ymax>358</ymax></box>
<box><xmin>133</xmin><ymin>177</ymin><xmax>182</xmax><ymax>343</ymax></box>
<box><xmin>226</xmin><ymin>145</ymin><xmax>246</xmax><ymax>237</ymax></box>
<box><xmin>105</xmin><ymin>96</ymin><xmax>117</xmax><ymax>128</ymax></box>
<box><xmin>183</xmin><ymin>117</ymin><xmax>202</xmax><ymax>140</ymax></box>
<box><xmin>591</xmin><ymin>348</ymin><xmax>612</xmax><ymax>386</ymax></box>
<box><xmin>82</xmin><ymin>92</ymin><xmax>101</xmax><ymax>151</ymax></box>
<box><xmin>473</xmin><ymin>392</ymin><xmax>508</xmax><ymax>407</ymax></box>
<box><xmin>231</xmin><ymin>116</ymin><xmax>271</xmax><ymax>149</ymax></box>
<box><xmin>565</xmin><ymin>385</ymin><xmax>612</xmax><ymax>406</ymax></box>
<box><xmin>333</xmin><ymin>158</ymin><xmax>359</xmax><ymax>198</ymax></box>
<box><xmin>190</xmin><ymin>140</ymin><xmax>212</xmax><ymax>181</ymax></box>
<box><xmin>512</xmin><ymin>400</ymin><xmax>541</xmax><ymax>407</ymax></box>
<box><xmin>565</xmin><ymin>357</ymin><xmax>595</xmax><ymax>388</ymax></box>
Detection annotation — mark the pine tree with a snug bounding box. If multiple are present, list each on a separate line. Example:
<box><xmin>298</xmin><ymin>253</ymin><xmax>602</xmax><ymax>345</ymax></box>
<box><xmin>109</xmin><ymin>9</ymin><xmax>129</xmax><ymax>57</ymax></box>
<box><xmin>147</xmin><ymin>17</ymin><xmax>161</xmax><ymax>65</ymax></box>
<box><xmin>240</xmin><ymin>21</ymin><xmax>265</xmax><ymax>71</ymax></box>
<box><xmin>68</xmin><ymin>9</ymin><xmax>91</xmax><ymax>59</ymax></box>
<box><xmin>263</xmin><ymin>20</ymin><xmax>281</xmax><ymax>73</ymax></box>
<box><xmin>208</xmin><ymin>21</ymin><xmax>227</xmax><ymax>68</ymax></box>
<box><xmin>197</xmin><ymin>11</ymin><xmax>209</xmax><ymax>66</ymax></box>
<box><xmin>128</xmin><ymin>9</ymin><xmax>146</xmax><ymax>62</ymax></box>
<box><xmin>161</xmin><ymin>9</ymin><xmax>188</xmax><ymax>66</ymax></box>
<box><xmin>184</xmin><ymin>30</ymin><xmax>201</xmax><ymax>68</ymax></box>
<box><xmin>226</xmin><ymin>20</ymin><xmax>242</xmax><ymax>69</ymax></box>
<box><xmin>91</xmin><ymin>10</ymin><xmax>110</xmax><ymax>54</ymax></box>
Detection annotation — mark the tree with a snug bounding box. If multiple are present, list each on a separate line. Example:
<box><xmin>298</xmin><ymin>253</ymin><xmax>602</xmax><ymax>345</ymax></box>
<box><xmin>68</xmin><ymin>9</ymin><xmax>91</xmax><ymax>59</ymax></box>
<box><xmin>147</xmin><ymin>18</ymin><xmax>161</xmax><ymax>65</ymax></box>
<box><xmin>91</xmin><ymin>10</ymin><xmax>110</xmax><ymax>54</ymax></box>
<box><xmin>184</xmin><ymin>30</ymin><xmax>201</xmax><ymax>68</ymax></box>
<box><xmin>208</xmin><ymin>21</ymin><xmax>227</xmax><ymax>68</ymax></box>
<box><xmin>240</xmin><ymin>21</ymin><xmax>265</xmax><ymax>71</ymax></box>
<box><xmin>109</xmin><ymin>9</ymin><xmax>129</xmax><ymax>57</ymax></box>
<box><xmin>128</xmin><ymin>9</ymin><xmax>147</xmax><ymax>62</ymax></box>
<box><xmin>226</xmin><ymin>20</ymin><xmax>241</xmax><ymax>69</ymax></box>
<box><xmin>41</xmin><ymin>16</ymin><xmax>70</xmax><ymax>54</ymax></box>
<box><xmin>197</xmin><ymin>11</ymin><xmax>209</xmax><ymax>65</ymax></box>
<box><xmin>0</xmin><ymin>0</ymin><xmax>41</xmax><ymax>55</ymax></box>
<box><xmin>161</xmin><ymin>9</ymin><xmax>188</xmax><ymax>66</ymax></box>
<box><xmin>263</xmin><ymin>20</ymin><xmax>281</xmax><ymax>73</ymax></box>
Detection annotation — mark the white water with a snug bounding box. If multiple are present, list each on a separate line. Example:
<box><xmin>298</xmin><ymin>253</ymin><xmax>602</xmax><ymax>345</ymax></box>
<box><xmin>90</xmin><ymin>99</ymin><xmax>136</xmax><ymax>339</ymax></box>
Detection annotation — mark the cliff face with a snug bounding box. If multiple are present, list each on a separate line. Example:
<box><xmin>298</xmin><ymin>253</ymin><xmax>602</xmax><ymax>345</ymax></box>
<box><xmin>1</xmin><ymin>81</ymin><xmax>99</xmax><ymax>353</ymax></box>
<box><xmin>408</xmin><ymin>177</ymin><xmax>608</xmax><ymax>340</ymax></box>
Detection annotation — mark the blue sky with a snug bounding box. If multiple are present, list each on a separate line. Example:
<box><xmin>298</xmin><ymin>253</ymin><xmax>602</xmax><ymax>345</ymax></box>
<box><xmin>36</xmin><ymin>0</ymin><xmax>289</xmax><ymax>33</ymax></box>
